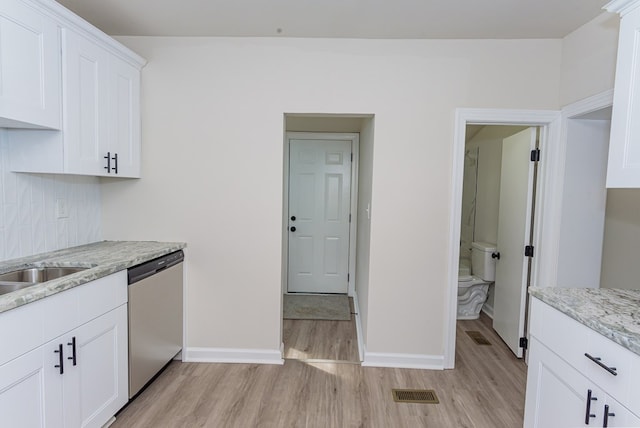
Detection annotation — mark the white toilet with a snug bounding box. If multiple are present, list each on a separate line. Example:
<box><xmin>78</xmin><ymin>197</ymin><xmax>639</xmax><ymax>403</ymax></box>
<box><xmin>457</xmin><ymin>241</ymin><xmax>497</xmax><ymax>320</ymax></box>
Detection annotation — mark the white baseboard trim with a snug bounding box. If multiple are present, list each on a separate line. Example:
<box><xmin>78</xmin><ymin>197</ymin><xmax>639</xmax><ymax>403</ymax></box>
<box><xmin>482</xmin><ymin>304</ymin><xmax>494</xmax><ymax>319</ymax></box>
<box><xmin>362</xmin><ymin>352</ymin><xmax>444</xmax><ymax>370</ymax></box>
<box><xmin>184</xmin><ymin>347</ymin><xmax>284</xmax><ymax>365</ymax></box>
<box><xmin>350</xmin><ymin>291</ymin><xmax>365</xmax><ymax>362</ymax></box>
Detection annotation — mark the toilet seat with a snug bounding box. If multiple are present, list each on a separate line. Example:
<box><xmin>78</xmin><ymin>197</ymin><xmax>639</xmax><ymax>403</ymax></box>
<box><xmin>458</xmin><ymin>274</ymin><xmax>473</xmax><ymax>282</ymax></box>
<box><xmin>458</xmin><ymin>275</ymin><xmax>488</xmax><ymax>288</ymax></box>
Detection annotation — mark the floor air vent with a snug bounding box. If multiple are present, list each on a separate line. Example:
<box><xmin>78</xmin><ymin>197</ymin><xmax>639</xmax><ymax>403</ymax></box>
<box><xmin>466</xmin><ymin>330</ymin><xmax>492</xmax><ymax>346</ymax></box>
<box><xmin>392</xmin><ymin>389</ymin><xmax>439</xmax><ymax>404</ymax></box>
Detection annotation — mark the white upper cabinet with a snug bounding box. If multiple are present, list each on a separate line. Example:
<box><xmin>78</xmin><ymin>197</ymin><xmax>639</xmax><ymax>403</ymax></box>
<box><xmin>606</xmin><ymin>0</ymin><xmax>640</xmax><ymax>187</ymax></box>
<box><xmin>0</xmin><ymin>0</ymin><xmax>61</xmax><ymax>129</ymax></box>
<box><xmin>6</xmin><ymin>0</ymin><xmax>145</xmax><ymax>178</ymax></box>
<box><xmin>62</xmin><ymin>28</ymin><xmax>141</xmax><ymax>177</ymax></box>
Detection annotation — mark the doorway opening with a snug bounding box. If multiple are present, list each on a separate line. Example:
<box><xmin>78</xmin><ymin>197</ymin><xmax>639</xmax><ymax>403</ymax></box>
<box><xmin>280</xmin><ymin>114</ymin><xmax>374</xmax><ymax>364</ymax></box>
<box><xmin>445</xmin><ymin>109</ymin><xmax>562</xmax><ymax>369</ymax></box>
<box><xmin>458</xmin><ymin>125</ymin><xmax>537</xmax><ymax>359</ymax></box>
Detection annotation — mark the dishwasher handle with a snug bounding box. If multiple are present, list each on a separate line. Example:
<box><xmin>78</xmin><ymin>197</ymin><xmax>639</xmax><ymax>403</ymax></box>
<box><xmin>128</xmin><ymin>250</ymin><xmax>184</xmax><ymax>285</ymax></box>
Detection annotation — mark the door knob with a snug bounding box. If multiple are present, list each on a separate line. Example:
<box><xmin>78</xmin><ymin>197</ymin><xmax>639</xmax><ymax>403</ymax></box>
<box><xmin>290</xmin><ymin>226</ymin><xmax>296</xmax><ymax>232</ymax></box>
<box><xmin>291</xmin><ymin>216</ymin><xmax>296</xmax><ymax>221</ymax></box>
<box><xmin>492</xmin><ymin>252</ymin><xmax>500</xmax><ymax>260</ymax></box>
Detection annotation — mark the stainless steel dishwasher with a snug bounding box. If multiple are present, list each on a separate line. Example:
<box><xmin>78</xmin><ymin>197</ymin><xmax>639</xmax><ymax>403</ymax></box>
<box><xmin>127</xmin><ymin>250</ymin><xmax>184</xmax><ymax>398</ymax></box>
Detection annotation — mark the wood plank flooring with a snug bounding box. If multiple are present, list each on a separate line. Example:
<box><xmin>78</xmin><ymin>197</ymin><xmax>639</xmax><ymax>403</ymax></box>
<box><xmin>282</xmin><ymin>297</ymin><xmax>359</xmax><ymax>362</ymax></box>
<box><xmin>113</xmin><ymin>313</ymin><xmax>526</xmax><ymax>427</ymax></box>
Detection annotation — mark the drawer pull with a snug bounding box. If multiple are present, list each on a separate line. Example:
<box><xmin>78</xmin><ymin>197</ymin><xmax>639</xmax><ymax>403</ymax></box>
<box><xmin>603</xmin><ymin>404</ymin><xmax>615</xmax><ymax>427</ymax></box>
<box><xmin>584</xmin><ymin>353</ymin><xmax>617</xmax><ymax>376</ymax></box>
<box><xmin>585</xmin><ymin>389</ymin><xmax>597</xmax><ymax>424</ymax></box>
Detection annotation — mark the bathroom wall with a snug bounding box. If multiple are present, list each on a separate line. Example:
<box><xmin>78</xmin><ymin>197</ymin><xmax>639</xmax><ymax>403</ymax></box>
<box><xmin>460</xmin><ymin>147</ymin><xmax>478</xmax><ymax>260</ymax></box>
<box><xmin>0</xmin><ymin>131</ymin><xmax>102</xmax><ymax>262</ymax></box>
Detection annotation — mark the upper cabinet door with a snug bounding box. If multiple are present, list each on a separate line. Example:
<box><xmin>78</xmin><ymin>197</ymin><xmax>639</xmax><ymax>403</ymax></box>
<box><xmin>63</xmin><ymin>28</ymin><xmax>110</xmax><ymax>176</ymax></box>
<box><xmin>607</xmin><ymin>0</ymin><xmax>640</xmax><ymax>187</ymax></box>
<box><xmin>108</xmin><ymin>56</ymin><xmax>141</xmax><ymax>178</ymax></box>
<box><xmin>0</xmin><ymin>0</ymin><xmax>61</xmax><ymax>129</ymax></box>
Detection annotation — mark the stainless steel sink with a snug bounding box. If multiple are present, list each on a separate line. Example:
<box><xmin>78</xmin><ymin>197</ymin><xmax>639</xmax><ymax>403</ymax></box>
<box><xmin>0</xmin><ymin>267</ymin><xmax>88</xmax><ymax>296</ymax></box>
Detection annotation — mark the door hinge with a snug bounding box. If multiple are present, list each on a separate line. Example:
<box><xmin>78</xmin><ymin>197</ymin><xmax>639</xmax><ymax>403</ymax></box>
<box><xmin>530</xmin><ymin>149</ymin><xmax>540</xmax><ymax>162</ymax></box>
<box><xmin>347</xmin><ymin>273</ymin><xmax>350</xmax><ymax>282</ymax></box>
<box><xmin>351</xmin><ymin>152</ymin><xmax>353</xmax><ymax>162</ymax></box>
<box><xmin>525</xmin><ymin>245</ymin><xmax>534</xmax><ymax>257</ymax></box>
<box><xmin>519</xmin><ymin>337</ymin><xmax>528</xmax><ymax>349</ymax></box>
<box><xmin>349</xmin><ymin>214</ymin><xmax>351</xmax><ymax>223</ymax></box>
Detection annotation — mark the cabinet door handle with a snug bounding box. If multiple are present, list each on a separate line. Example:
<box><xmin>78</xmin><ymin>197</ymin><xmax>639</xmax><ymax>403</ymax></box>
<box><xmin>112</xmin><ymin>153</ymin><xmax>118</xmax><ymax>174</ymax></box>
<box><xmin>104</xmin><ymin>152</ymin><xmax>111</xmax><ymax>173</ymax></box>
<box><xmin>585</xmin><ymin>389</ymin><xmax>597</xmax><ymax>424</ymax></box>
<box><xmin>603</xmin><ymin>404</ymin><xmax>615</xmax><ymax>427</ymax></box>
<box><xmin>584</xmin><ymin>353</ymin><xmax>617</xmax><ymax>376</ymax></box>
<box><xmin>67</xmin><ymin>336</ymin><xmax>77</xmax><ymax>366</ymax></box>
<box><xmin>54</xmin><ymin>343</ymin><xmax>64</xmax><ymax>375</ymax></box>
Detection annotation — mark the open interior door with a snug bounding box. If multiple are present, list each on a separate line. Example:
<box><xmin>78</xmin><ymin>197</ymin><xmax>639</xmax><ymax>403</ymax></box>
<box><xmin>492</xmin><ymin>127</ymin><xmax>537</xmax><ymax>358</ymax></box>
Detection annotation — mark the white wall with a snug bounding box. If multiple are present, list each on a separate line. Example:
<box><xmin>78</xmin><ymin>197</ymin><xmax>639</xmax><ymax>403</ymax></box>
<box><xmin>600</xmin><ymin>189</ymin><xmax>640</xmax><ymax>289</ymax></box>
<box><xmin>560</xmin><ymin>12</ymin><xmax>619</xmax><ymax>106</ymax></box>
<box><xmin>356</xmin><ymin>117</ymin><xmax>374</xmax><ymax>342</ymax></box>
<box><xmin>557</xmin><ymin>119</ymin><xmax>610</xmax><ymax>288</ymax></box>
<box><xmin>0</xmin><ymin>131</ymin><xmax>101</xmax><ymax>261</ymax></box>
<box><xmin>103</xmin><ymin>36</ymin><xmax>562</xmax><ymax>360</ymax></box>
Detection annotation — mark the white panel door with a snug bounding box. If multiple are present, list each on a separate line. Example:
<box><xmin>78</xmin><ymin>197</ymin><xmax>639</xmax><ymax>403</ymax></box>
<box><xmin>606</xmin><ymin>4</ymin><xmax>640</xmax><ymax>187</ymax></box>
<box><xmin>63</xmin><ymin>28</ymin><xmax>109</xmax><ymax>175</ymax></box>
<box><xmin>524</xmin><ymin>337</ymin><xmax>595</xmax><ymax>428</ymax></box>
<box><xmin>0</xmin><ymin>346</ymin><xmax>63</xmax><ymax>428</ymax></box>
<box><xmin>288</xmin><ymin>138</ymin><xmax>352</xmax><ymax>294</ymax></box>
<box><xmin>0</xmin><ymin>0</ymin><xmax>61</xmax><ymax>129</ymax></box>
<box><xmin>63</xmin><ymin>305</ymin><xmax>128</xmax><ymax>428</ymax></box>
<box><xmin>108</xmin><ymin>55</ymin><xmax>141</xmax><ymax>178</ymax></box>
<box><xmin>493</xmin><ymin>128</ymin><xmax>536</xmax><ymax>358</ymax></box>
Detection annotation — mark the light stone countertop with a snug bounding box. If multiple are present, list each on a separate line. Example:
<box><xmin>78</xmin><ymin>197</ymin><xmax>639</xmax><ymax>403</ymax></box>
<box><xmin>0</xmin><ymin>241</ymin><xmax>186</xmax><ymax>314</ymax></box>
<box><xmin>529</xmin><ymin>287</ymin><xmax>640</xmax><ymax>356</ymax></box>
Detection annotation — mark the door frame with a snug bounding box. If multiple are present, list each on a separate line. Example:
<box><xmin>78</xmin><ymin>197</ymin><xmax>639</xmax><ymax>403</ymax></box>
<box><xmin>445</xmin><ymin>109</ymin><xmax>561</xmax><ymax>369</ymax></box>
<box><xmin>282</xmin><ymin>132</ymin><xmax>360</xmax><ymax>296</ymax></box>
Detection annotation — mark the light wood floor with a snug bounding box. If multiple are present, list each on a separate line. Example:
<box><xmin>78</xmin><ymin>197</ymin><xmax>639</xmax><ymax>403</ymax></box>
<box><xmin>113</xmin><ymin>313</ymin><xmax>526</xmax><ymax>427</ymax></box>
<box><xmin>282</xmin><ymin>297</ymin><xmax>359</xmax><ymax>362</ymax></box>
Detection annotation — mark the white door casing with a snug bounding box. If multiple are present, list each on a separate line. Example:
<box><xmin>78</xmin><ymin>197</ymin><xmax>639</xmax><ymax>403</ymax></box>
<box><xmin>287</xmin><ymin>137</ymin><xmax>352</xmax><ymax>294</ymax></box>
<box><xmin>492</xmin><ymin>127</ymin><xmax>537</xmax><ymax>358</ymax></box>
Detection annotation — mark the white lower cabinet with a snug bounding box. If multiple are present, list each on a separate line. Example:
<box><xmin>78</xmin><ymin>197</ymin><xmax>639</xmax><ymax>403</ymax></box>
<box><xmin>525</xmin><ymin>298</ymin><xmax>640</xmax><ymax>428</ymax></box>
<box><xmin>526</xmin><ymin>337</ymin><xmax>640</xmax><ymax>427</ymax></box>
<box><xmin>56</xmin><ymin>305</ymin><xmax>128</xmax><ymax>428</ymax></box>
<box><xmin>0</xmin><ymin>271</ymin><xmax>129</xmax><ymax>427</ymax></box>
<box><xmin>0</xmin><ymin>346</ymin><xmax>62</xmax><ymax>427</ymax></box>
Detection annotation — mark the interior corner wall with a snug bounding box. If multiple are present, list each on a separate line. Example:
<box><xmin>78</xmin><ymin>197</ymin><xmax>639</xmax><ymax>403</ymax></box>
<box><xmin>560</xmin><ymin>12</ymin><xmax>619</xmax><ymax>107</ymax></box>
<box><xmin>600</xmin><ymin>189</ymin><xmax>640</xmax><ymax>289</ymax></box>
<box><xmin>102</xmin><ymin>36</ymin><xmax>561</xmax><ymax>359</ymax></box>
<box><xmin>356</xmin><ymin>117</ymin><xmax>374</xmax><ymax>346</ymax></box>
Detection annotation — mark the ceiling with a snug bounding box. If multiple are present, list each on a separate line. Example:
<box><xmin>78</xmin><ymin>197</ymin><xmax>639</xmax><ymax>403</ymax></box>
<box><xmin>55</xmin><ymin>0</ymin><xmax>609</xmax><ymax>39</ymax></box>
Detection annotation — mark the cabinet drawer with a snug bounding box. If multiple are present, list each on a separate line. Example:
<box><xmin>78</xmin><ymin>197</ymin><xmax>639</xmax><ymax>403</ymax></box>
<box><xmin>530</xmin><ymin>299</ymin><xmax>589</xmax><ymax>371</ymax></box>
<box><xmin>585</xmin><ymin>330</ymin><xmax>637</xmax><ymax>415</ymax></box>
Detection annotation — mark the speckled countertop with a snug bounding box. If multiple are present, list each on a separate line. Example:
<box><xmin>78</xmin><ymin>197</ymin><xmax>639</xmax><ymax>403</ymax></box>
<box><xmin>0</xmin><ymin>241</ymin><xmax>186</xmax><ymax>314</ymax></box>
<box><xmin>530</xmin><ymin>287</ymin><xmax>640</xmax><ymax>356</ymax></box>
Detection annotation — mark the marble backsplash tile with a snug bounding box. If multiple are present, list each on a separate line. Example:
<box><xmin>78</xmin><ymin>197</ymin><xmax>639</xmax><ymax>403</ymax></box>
<box><xmin>0</xmin><ymin>131</ymin><xmax>102</xmax><ymax>261</ymax></box>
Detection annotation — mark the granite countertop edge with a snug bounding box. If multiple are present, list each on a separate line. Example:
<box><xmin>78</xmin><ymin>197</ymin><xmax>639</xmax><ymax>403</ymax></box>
<box><xmin>529</xmin><ymin>286</ymin><xmax>640</xmax><ymax>357</ymax></box>
<box><xmin>0</xmin><ymin>241</ymin><xmax>186</xmax><ymax>315</ymax></box>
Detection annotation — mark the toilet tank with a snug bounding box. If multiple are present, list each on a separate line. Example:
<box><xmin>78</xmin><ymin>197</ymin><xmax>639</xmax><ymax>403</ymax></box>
<box><xmin>471</xmin><ymin>241</ymin><xmax>497</xmax><ymax>281</ymax></box>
